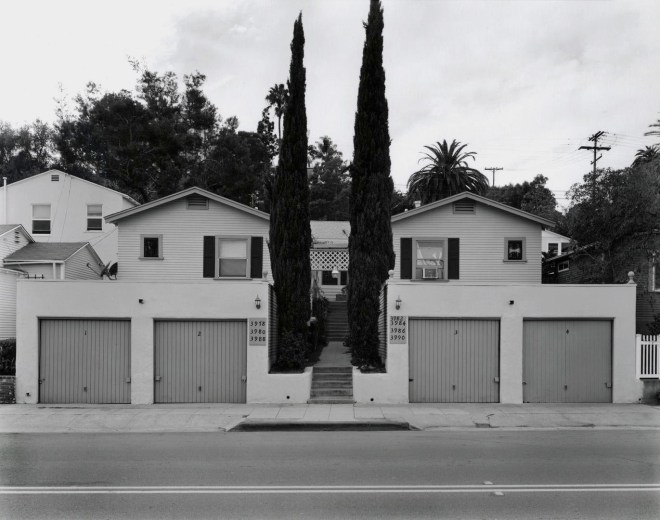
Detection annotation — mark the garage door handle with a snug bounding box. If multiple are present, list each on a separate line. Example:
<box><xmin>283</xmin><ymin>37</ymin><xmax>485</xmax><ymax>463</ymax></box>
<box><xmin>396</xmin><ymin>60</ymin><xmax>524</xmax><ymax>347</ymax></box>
<box><xmin>494</xmin><ymin>377</ymin><xmax>500</xmax><ymax>383</ymax></box>
<box><xmin>155</xmin><ymin>376</ymin><xmax>162</xmax><ymax>382</ymax></box>
<box><xmin>409</xmin><ymin>379</ymin><xmax>414</xmax><ymax>382</ymax></box>
<box><xmin>125</xmin><ymin>377</ymin><xmax>131</xmax><ymax>384</ymax></box>
<box><xmin>241</xmin><ymin>376</ymin><xmax>247</xmax><ymax>382</ymax></box>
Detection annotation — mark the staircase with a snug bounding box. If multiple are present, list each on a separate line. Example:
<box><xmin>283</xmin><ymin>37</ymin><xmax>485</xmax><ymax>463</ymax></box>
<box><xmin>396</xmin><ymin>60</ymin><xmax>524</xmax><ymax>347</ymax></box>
<box><xmin>326</xmin><ymin>301</ymin><xmax>348</xmax><ymax>342</ymax></box>
<box><xmin>308</xmin><ymin>366</ymin><xmax>354</xmax><ymax>404</ymax></box>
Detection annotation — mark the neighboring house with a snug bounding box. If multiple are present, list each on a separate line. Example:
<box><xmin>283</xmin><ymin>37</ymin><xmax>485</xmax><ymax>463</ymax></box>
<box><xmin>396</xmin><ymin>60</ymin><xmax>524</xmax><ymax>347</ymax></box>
<box><xmin>3</xmin><ymin>242</ymin><xmax>104</xmax><ymax>281</ymax></box>
<box><xmin>0</xmin><ymin>170</ymin><xmax>139</xmax><ymax>265</ymax></box>
<box><xmin>310</xmin><ymin>220</ymin><xmax>349</xmax><ymax>300</ymax></box>
<box><xmin>543</xmin><ymin>234</ymin><xmax>660</xmax><ymax>333</ymax></box>
<box><xmin>354</xmin><ymin>193</ymin><xmax>638</xmax><ymax>405</ymax></box>
<box><xmin>542</xmin><ymin>229</ymin><xmax>571</xmax><ymax>257</ymax></box>
<box><xmin>0</xmin><ymin>224</ymin><xmax>32</xmax><ymax>340</ymax></box>
<box><xmin>15</xmin><ymin>187</ymin><xmax>307</xmax><ymax>406</ymax></box>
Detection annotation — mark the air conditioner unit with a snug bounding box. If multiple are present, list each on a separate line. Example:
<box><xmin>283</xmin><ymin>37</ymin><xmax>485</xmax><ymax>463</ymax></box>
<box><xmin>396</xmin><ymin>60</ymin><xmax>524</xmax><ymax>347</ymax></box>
<box><xmin>422</xmin><ymin>268</ymin><xmax>439</xmax><ymax>279</ymax></box>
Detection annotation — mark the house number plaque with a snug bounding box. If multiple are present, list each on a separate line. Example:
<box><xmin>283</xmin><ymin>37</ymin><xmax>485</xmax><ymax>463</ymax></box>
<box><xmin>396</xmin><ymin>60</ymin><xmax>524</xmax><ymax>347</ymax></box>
<box><xmin>389</xmin><ymin>315</ymin><xmax>407</xmax><ymax>344</ymax></box>
<box><xmin>248</xmin><ymin>318</ymin><xmax>267</xmax><ymax>346</ymax></box>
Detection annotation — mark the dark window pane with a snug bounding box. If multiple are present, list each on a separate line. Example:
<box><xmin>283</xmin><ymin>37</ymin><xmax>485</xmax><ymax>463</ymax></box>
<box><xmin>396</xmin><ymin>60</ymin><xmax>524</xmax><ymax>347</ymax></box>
<box><xmin>32</xmin><ymin>220</ymin><xmax>50</xmax><ymax>234</ymax></box>
<box><xmin>322</xmin><ymin>270</ymin><xmax>338</xmax><ymax>285</ymax></box>
<box><xmin>508</xmin><ymin>240</ymin><xmax>523</xmax><ymax>260</ymax></box>
<box><xmin>143</xmin><ymin>237</ymin><xmax>160</xmax><ymax>258</ymax></box>
<box><xmin>219</xmin><ymin>259</ymin><xmax>247</xmax><ymax>277</ymax></box>
<box><xmin>548</xmin><ymin>243</ymin><xmax>558</xmax><ymax>256</ymax></box>
<box><xmin>87</xmin><ymin>218</ymin><xmax>102</xmax><ymax>231</ymax></box>
<box><xmin>340</xmin><ymin>271</ymin><xmax>348</xmax><ymax>285</ymax></box>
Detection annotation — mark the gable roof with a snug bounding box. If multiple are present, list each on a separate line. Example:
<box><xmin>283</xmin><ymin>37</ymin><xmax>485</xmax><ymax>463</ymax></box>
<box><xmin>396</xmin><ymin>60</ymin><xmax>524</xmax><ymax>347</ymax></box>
<box><xmin>311</xmin><ymin>220</ymin><xmax>350</xmax><ymax>248</ymax></box>
<box><xmin>0</xmin><ymin>224</ymin><xmax>33</xmax><ymax>242</ymax></box>
<box><xmin>3</xmin><ymin>242</ymin><xmax>96</xmax><ymax>263</ymax></box>
<box><xmin>2</xmin><ymin>169</ymin><xmax>139</xmax><ymax>206</ymax></box>
<box><xmin>105</xmin><ymin>186</ymin><xmax>269</xmax><ymax>223</ymax></box>
<box><xmin>391</xmin><ymin>192</ymin><xmax>556</xmax><ymax>227</ymax></box>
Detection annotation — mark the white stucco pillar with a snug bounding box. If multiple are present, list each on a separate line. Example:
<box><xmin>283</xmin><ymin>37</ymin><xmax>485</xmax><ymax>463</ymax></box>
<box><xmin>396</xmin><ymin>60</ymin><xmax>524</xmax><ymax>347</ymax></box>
<box><xmin>500</xmin><ymin>315</ymin><xmax>523</xmax><ymax>403</ymax></box>
<box><xmin>131</xmin><ymin>316</ymin><xmax>154</xmax><ymax>404</ymax></box>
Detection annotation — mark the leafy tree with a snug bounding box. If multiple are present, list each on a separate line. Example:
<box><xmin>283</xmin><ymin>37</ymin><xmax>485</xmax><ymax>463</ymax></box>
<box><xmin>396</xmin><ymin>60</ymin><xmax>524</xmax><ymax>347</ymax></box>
<box><xmin>348</xmin><ymin>0</ymin><xmax>394</xmax><ymax>369</ymax></box>
<box><xmin>269</xmin><ymin>14</ymin><xmax>312</xmax><ymax>367</ymax></box>
<box><xmin>486</xmin><ymin>174</ymin><xmax>560</xmax><ymax>222</ymax></box>
<box><xmin>0</xmin><ymin>120</ymin><xmax>56</xmax><ymax>183</ymax></box>
<box><xmin>391</xmin><ymin>188</ymin><xmax>414</xmax><ymax>215</ymax></box>
<box><xmin>308</xmin><ymin>136</ymin><xmax>350</xmax><ymax>220</ymax></box>
<box><xmin>633</xmin><ymin>145</ymin><xmax>659</xmax><ymax>167</ymax></box>
<box><xmin>406</xmin><ymin>139</ymin><xmax>488</xmax><ymax>204</ymax></box>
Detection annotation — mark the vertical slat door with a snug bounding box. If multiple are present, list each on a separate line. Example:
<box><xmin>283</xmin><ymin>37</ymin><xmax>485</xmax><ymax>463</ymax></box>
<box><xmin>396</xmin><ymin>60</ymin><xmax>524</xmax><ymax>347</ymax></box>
<box><xmin>154</xmin><ymin>320</ymin><xmax>247</xmax><ymax>403</ymax></box>
<box><xmin>523</xmin><ymin>320</ymin><xmax>612</xmax><ymax>403</ymax></box>
<box><xmin>39</xmin><ymin>319</ymin><xmax>131</xmax><ymax>404</ymax></box>
<box><xmin>409</xmin><ymin>319</ymin><xmax>500</xmax><ymax>403</ymax></box>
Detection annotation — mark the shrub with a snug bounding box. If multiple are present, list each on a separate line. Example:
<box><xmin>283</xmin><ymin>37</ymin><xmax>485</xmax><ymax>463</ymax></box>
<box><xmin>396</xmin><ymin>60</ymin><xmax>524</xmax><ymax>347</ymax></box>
<box><xmin>0</xmin><ymin>339</ymin><xmax>16</xmax><ymax>376</ymax></box>
<box><xmin>311</xmin><ymin>295</ymin><xmax>329</xmax><ymax>346</ymax></box>
<box><xmin>273</xmin><ymin>331</ymin><xmax>306</xmax><ymax>372</ymax></box>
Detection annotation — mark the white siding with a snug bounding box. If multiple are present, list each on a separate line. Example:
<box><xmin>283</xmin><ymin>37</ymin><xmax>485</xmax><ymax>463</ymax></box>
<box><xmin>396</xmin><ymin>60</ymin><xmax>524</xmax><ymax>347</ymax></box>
<box><xmin>0</xmin><ymin>269</ymin><xmax>21</xmax><ymax>339</ymax></box>
<box><xmin>117</xmin><ymin>198</ymin><xmax>271</xmax><ymax>282</ymax></box>
<box><xmin>19</xmin><ymin>263</ymin><xmax>60</xmax><ymax>280</ymax></box>
<box><xmin>0</xmin><ymin>228</ymin><xmax>30</xmax><ymax>260</ymax></box>
<box><xmin>392</xmin><ymin>202</ymin><xmax>542</xmax><ymax>283</ymax></box>
<box><xmin>65</xmin><ymin>246</ymin><xmax>104</xmax><ymax>280</ymax></box>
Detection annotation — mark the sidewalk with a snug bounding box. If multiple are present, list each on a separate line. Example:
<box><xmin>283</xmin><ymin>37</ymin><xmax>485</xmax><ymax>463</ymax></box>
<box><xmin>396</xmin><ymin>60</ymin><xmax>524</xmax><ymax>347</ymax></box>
<box><xmin>1</xmin><ymin>403</ymin><xmax>659</xmax><ymax>433</ymax></box>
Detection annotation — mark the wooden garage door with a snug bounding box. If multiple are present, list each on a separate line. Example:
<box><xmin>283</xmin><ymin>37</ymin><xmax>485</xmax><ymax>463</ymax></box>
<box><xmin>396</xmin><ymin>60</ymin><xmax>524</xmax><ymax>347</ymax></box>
<box><xmin>39</xmin><ymin>319</ymin><xmax>131</xmax><ymax>404</ymax></box>
<box><xmin>154</xmin><ymin>320</ymin><xmax>247</xmax><ymax>403</ymax></box>
<box><xmin>523</xmin><ymin>320</ymin><xmax>612</xmax><ymax>403</ymax></box>
<box><xmin>409</xmin><ymin>319</ymin><xmax>500</xmax><ymax>403</ymax></box>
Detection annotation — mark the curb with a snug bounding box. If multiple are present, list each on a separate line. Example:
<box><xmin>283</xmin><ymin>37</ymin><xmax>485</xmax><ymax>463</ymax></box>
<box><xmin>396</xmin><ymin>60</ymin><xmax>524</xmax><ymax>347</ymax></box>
<box><xmin>229</xmin><ymin>419</ymin><xmax>417</xmax><ymax>432</ymax></box>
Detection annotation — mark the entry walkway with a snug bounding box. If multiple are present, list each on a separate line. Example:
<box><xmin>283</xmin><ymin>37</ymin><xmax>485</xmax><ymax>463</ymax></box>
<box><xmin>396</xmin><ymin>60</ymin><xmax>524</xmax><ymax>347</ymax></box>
<box><xmin>1</xmin><ymin>403</ymin><xmax>659</xmax><ymax>433</ymax></box>
<box><xmin>314</xmin><ymin>340</ymin><xmax>351</xmax><ymax>367</ymax></box>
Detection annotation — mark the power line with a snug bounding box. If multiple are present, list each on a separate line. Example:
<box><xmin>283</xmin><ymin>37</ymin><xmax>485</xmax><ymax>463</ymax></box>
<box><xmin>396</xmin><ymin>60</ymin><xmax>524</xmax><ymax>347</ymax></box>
<box><xmin>579</xmin><ymin>131</ymin><xmax>611</xmax><ymax>177</ymax></box>
<box><xmin>484</xmin><ymin>166</ymin><xmax>503</xmax><ymax>186</ymax></box>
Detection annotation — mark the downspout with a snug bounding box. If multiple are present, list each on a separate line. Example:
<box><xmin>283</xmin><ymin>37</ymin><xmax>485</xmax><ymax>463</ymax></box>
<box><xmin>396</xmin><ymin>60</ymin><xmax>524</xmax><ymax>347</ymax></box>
<box><xmin>2</xmin><ymin>177</ymin><xmax>6</xmax><ymax>225</ymax></box>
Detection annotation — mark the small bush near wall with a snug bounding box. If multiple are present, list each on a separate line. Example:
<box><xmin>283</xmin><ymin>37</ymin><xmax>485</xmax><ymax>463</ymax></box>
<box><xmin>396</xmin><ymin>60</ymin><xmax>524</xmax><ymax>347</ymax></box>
<box><xmin>272</xmin><ymin>332</ymin><xmax>306</xmax><ymax>372</ymax></box>
<box><xmin>0</xmin><ymin>376</ymin><xmax>15</xmax><ymax>404</ymax></box>
<box><xmin>311</xmin><ymin>295</ymin><xmax>329</xmax><ymax>344</ymax></box>
<box><xmin>0</xmin><ymin>339</ymin><xmax>16</xmax><ymax>376</ymax></box>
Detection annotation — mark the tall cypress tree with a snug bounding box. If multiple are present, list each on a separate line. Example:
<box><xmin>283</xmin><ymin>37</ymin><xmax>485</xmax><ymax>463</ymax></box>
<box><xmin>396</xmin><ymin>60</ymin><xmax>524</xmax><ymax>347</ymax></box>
<box><xmin>269</xmin><ymin>13</ymin><xmax>311</xmax><ymax>363</ymax></box>
<box><xmin>348</xmin><ymin>0</ymin><xmax>395</xmax><ymax>369</ymax></box>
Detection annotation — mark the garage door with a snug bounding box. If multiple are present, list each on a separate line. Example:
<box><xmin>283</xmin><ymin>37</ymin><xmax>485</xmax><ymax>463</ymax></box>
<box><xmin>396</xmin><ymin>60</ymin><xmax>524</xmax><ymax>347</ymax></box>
<box><xmin>409</xmin><ymin>319</ymin><xmax>500</xmax><ymax>403</ymax></box>
<box><xmin>154</xmin><ymin>320</ymin><xmax>247</xmax><ymax>403</ymax></box>
<box><xmin>39</xmin><ymin>319</ymin><xmax>131</xmax><ymax>404</ymax></box>
<box><xmin>523</xmin><ymin>320</ymin><xmax>612</xmax><ymax>403</ymax></box>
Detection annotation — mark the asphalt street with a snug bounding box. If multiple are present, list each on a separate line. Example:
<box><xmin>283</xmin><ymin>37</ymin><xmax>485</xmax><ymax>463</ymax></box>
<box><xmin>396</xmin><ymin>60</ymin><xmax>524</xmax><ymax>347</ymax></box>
<box><xmin>1</xmin><ymin>429</ymin><xmax>659</xmax><ymax>519</ymax></box>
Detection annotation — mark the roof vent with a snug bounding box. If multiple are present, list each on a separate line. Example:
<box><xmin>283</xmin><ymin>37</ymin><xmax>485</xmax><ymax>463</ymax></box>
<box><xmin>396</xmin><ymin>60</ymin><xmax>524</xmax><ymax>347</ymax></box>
<box><xmin>187</xmin><ymin>195</ymin><xmax>209</xmax><ymax>210</ymax></box>
<box><xmin>51</xmin><ymin>174</ymin><xmax>60</xmax><ymax>182</ymax></box>
<box><xmin>453</xmin><ymin>200</ymin><xmax>476</xmax><ymax>214</ymax></box>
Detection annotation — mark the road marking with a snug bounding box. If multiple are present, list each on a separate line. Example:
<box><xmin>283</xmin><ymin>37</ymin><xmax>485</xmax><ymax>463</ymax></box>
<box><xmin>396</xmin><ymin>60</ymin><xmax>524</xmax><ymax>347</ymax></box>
<box><xmin>1</xmin><ymin>484</ymin><xmax>659</xmax><ymax>495</ymax></box>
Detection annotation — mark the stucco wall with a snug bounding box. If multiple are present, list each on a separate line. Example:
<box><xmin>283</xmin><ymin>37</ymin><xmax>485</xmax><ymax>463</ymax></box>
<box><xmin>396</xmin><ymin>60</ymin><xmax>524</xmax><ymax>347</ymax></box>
<box><xmin>354</xmin><ymin>281</ymin><xmax>639</xmax><ymax>404</ymax></box>
<box><xmin>15</xmin><ymin>279</ymin><xmax>299</xmax><ymax>404</ymax></box>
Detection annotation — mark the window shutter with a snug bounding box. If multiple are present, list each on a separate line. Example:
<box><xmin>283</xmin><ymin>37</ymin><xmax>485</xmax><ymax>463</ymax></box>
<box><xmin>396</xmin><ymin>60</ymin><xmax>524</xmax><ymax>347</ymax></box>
<box><xmin>250</xmin><ymin>236</ymin><xmax>263</xmax><ymax>279</ymax></box>
<box><xmin>448</xmin><ymin>238</ymin><xmax>460</xmax><ymax>279</ymax></box>
<box><xmin>400</xmin><ymin>238</ymin><xmax>412</xmax><ymax>279</ymax></box>
<box><xmin>203</xmin><ymin>236</ymin><xmax>215</xmax><ymax>278</ymax></box>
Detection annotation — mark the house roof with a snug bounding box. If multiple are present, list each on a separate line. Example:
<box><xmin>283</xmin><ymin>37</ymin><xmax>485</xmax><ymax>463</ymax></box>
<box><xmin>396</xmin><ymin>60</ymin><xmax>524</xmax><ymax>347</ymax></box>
<box><xmin>106</xmin><ymin>186</ymin><xmax>269</xmax><ymax>224</ymax></box>
<box><xmin>0</xmin><ymin>224</ymin><xmax>33</xmax><ymax>242</ymax></box>
<box><xmin>543</xmin><ymin>229</ymin><xmax>571</xmax><ymax>241</ymax></box>
<box><xmin>3</xmin><ymin>242</ymin><xmax>93</xmax><ymax>263</ymax></box>
<box><xmin>391</xmin><ymin>192</ymin><xmax>556</xmax><ymax>227</ymax></box>
<box><xmin>311</xmin><ymin>220</ymin><xmax>350</xmax><ymax>248</ymax></box>
<box><xmin>2</xmin><ymin>169</ymin><xmax>139</xmax><ymax>206</ymax></box>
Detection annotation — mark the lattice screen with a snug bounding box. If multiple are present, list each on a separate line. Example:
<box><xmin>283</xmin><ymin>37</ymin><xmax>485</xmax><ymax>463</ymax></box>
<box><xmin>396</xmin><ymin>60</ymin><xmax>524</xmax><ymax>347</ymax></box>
<box><xmin>310</xmin><ymin>248</ymin><xmax>349</xmax><ymax>270</ymax></box>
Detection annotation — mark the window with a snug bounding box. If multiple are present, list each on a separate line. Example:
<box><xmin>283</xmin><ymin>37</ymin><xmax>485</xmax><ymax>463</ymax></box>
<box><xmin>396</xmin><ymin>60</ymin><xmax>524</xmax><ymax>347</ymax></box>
<box><xmin>504</xmin><ymin>237</ymin><xmax>526</xmax><ymax>262</ymax></box>
<box><xmin>87</xmin><ymin>204</ymin><xmax>103</xmax><ymax>231</ymax></box>
<box><xmin>217</xmin><ymin>238</ymin><xmax>248</xmax><ymax>277</ymax></box>
<box><xmin>558</xmin><ymin>260</ymin><xmax>570</xmax><ymax>272</ymax></box>
<box><xmin>321</xmin><ymin>270</ymin><xmax>348</xmax><ymax>285</ymax></box>
<box><xmin>32</xmin><ymin>204</ymin><xmax>51</xmax><ymax>234</ymax></box>
<box><xmin>415</xmin><ymin>240</ymin><xmax>445</xmax><ymax>279</ymax></box>
<box><xmin>548</xmin><ymin>242</ymin><xmax>558</xmax><ymax>256</ymax></box>
<box><xmin>141</xmin><ymin>235</ymin><xmax>162</xmax><ymax>259</ymax></box>
<box><xmin>560</xmin><ymin>242</ymin><xmax>571</xmax><ymax>254</ymax></box>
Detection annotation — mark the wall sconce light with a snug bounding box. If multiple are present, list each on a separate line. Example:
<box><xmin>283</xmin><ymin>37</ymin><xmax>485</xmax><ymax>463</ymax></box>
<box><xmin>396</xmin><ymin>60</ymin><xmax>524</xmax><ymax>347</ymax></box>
<box><xmin>332</xmin><ymin>268</ymin><xmax>339</xmax><ymax>279</ymax></box>
<box><xmin>138</xmin><ymin>299</ymin><xmax>144</xmax><ymax>304</ymax></box>
<box><xmin>395</xmin><ymin>296</ymin><xmax>402</xmax><ymax>310</ymax></box>
<box><xmin>509</xmin><ymin>300</ymin><xmax>514</xmax><ymax>305</ymax></box>
<box><xmin>255</xmin><ymin>295</ymin><xmax>261</xmax><ymax>309</ymax></box>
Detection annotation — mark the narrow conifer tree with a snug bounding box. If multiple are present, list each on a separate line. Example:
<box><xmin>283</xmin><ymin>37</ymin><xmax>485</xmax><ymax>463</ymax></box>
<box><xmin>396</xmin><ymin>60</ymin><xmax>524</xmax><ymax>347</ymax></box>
<box><xmin>348</xmin><ymin>0</ymin><xmax>395</xmax><ymax>368</ymax></box>
<box><xmin>269</xmin><ymin>13</ymin><xmax>312</xmax><ymax>366</ymax></box>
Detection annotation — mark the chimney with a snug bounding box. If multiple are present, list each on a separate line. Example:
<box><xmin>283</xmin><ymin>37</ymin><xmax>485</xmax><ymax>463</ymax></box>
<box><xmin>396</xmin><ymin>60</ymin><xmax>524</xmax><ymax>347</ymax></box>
<box><xmin>414</xmin><ymin>200</ymin><xmax>421</xmax><ymax>209</ymax></box>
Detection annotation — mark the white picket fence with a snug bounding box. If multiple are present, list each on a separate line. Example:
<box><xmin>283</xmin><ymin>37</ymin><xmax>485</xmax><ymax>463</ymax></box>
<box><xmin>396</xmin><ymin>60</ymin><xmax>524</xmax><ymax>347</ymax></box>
<box><xmin>636</xmin><ymin>334</ymin><xmax>660</xmax><ymax>379</ymax></box>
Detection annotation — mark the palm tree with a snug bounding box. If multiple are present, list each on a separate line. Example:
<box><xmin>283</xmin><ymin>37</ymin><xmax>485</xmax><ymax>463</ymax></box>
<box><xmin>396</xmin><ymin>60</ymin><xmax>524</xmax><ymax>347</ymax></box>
<box><xmin>645</xmin><ymin>118</ymin><xmax>660</xmax><ymax>141</ymax></box>
<box><xmin>265</xmin><ymin>83</ymin><xmax>289</xmax><ymax>140</ymax></box>
<box><xmin>406</xmin><ymin>139</ymin><xmax>489</xmax><ymax>204</ymax></box>
<box><xmin>632</xmin><ymin>145</ymin><xmax>659</xmax><ymax>167</ymax></box>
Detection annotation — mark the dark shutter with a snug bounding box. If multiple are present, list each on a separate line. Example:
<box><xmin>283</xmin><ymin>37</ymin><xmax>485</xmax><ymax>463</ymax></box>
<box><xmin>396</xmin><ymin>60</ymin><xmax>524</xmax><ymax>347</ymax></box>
<box><xmin>203</xmin><ymin>236</ymin><xmax>215</xmax><ymax>278</ymax></box>
<box><xmin>448</xmin><ymin>238</ymin><xmax>460</xmax><ymax>280</ymax></box>
<box><xmin>400</xmin><ymin>238</ymin><xmax>412</xmax><ymax>279</ymax></box>
<box><xmin>250</xmin><ymin>236</ymin><xmax>263</xmax><ymax>279</ymax></box>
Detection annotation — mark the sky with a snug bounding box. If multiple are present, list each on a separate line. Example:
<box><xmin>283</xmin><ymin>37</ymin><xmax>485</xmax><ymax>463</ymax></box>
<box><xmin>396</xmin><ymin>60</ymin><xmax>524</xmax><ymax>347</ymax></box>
<box><xmin>1</xmin><ymin>0</ymin><xmax>659</xmax><ymax>208</ymax></box>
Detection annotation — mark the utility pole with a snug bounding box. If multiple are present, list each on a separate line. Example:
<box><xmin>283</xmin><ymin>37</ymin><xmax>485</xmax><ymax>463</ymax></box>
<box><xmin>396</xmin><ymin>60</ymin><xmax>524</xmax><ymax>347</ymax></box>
<box><xmin>484</xmin><ymin>167</ymin><xmax>503</xmax><ymax>186</ymax></box>
<box><xmin>579</xmin><ymin>131</ymin><xmax>611</xmax><ymax>197</ymax></box>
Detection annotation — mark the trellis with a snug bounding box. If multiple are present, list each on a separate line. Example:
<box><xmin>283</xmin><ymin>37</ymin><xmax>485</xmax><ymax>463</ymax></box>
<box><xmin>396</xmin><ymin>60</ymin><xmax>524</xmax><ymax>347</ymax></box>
<box><xmin>310</xmin><ymin>248</ymin><xmax>349</xmax><ymax>271</ymax></box>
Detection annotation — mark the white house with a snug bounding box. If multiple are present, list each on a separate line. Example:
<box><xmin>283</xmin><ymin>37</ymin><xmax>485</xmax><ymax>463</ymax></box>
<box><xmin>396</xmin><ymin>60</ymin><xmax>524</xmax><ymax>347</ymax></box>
<box><xmin>542</xmin><ymin>229</ymin><xmax>572</xmax><ymax>257</ymax></box>
<box><xmin>0</xmin><ymin>170</ymin><xmax>138</xmax><ymax>264</ymax></box>
<box><xmin>15</xmin><ymin>187</ymin><xmax>308</xmax><ymax>405</ymax></box>
<box><xmin>0</xmin><ymin>224</ymin><xmax>31</xmax><ymax>340</ymax></box>
<box><xmin>310</xmin><ymin>220</ymin><xmax>349</xmax><ymax>300</ymax></box>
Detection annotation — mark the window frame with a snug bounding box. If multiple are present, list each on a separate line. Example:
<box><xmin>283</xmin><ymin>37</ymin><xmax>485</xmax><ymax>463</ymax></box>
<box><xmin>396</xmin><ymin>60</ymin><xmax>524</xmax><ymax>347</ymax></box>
<box><xmin>558</xmin><ymin>259</ymin><xmax>570</xmax><ymax>272</ymax></box>
<box><xmin>547</xmin><ymin>242</ymin><xmax>558</xmax><ymax>256</ymax></box>
<box><xmin>216</xmin><ymin>236</ymin><xmax>250</xmax><ymax>279</ymax></box>
<box><xmin>140</xmin><ymin>234</ymin><xmax>163</xmax><ymax>260</ymax></box>
<box><xmin>86</xmin><ymin>204</ymin><xmax>103</xmax><ymax>231</ymax></box>
<box><xmin>32</xmin><ymin>204</ymin><xmax>51</xmax><ymax>235</ymax></box>
<box><xmin>504</xmin><ymin>237</ymin><xmax>527</xmax><ymax>262</ymax></box>
<box><xmin>652</xmin><ymin>263</ymin><xmax>659</xmax><ymax>292</ymax></box>
<box><xmin>413</xmin><ymin>237</ymin><xmax>447</xmax><ymax>281</ymax></box>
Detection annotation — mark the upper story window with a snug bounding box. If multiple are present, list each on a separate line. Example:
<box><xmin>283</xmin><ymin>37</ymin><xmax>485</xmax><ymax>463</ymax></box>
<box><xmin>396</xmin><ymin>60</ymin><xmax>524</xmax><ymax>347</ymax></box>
<box><xmin>415</xmin><ymin>239</ymin><xmax>445</xmax><ymax>280</ymax></box>
<box><xmin>141</xmin><ymin>235</ymin><xmax>163</xmax><ymax>259</ymax></box>
<box><xmin>548</xmin><ymin>242</ymin><xmax>558</xmax><ymax>256</ymax></box>
<box><xmin>560</xmin><ymin>242</ymin><xmax>571</xmax><ymax>254</ymax></box>
<box><xmin>558</xmin><ymin>260</ymin><xmax>570</xmax><ymax>272</ymax></box>
<box><xmin>32</xmin><ymin>204</ymin><xmax>51</xmax><ymax>235</ymax></box>
<box><xmin>504</xmin><ymin>237</ymin><xmax>526</xmax><ymax>262</ymax></box>
<box><xmin>217</xmin><ymin>238</ymin><xmax>248</xmax><ymax>277</ymax></box>
<box><xmin>87</xmin><ymin>204</ymin><xmax>103</xmax><ymax>231</ymax></box>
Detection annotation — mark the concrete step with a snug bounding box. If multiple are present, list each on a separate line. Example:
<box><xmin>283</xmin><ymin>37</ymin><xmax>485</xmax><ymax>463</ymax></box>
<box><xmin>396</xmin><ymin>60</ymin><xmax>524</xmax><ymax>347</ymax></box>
<box><xmin>312</xmin><ymin>382</ymin><xmax>352</xmax><ymax>390</ymax></box>
<box><xmin>311</xmin><ymin>389</ymin><xmax>353</xmax><ymax>398</ymax></box>
<box><xmin>307</xmin><ymin>397</ymin><xmax>355</xmax><ymax>404</ymax></box>
<box><xmin>314</xmin><ymin>366</ymin><xmax>352</xmax><ymax>374</ymax></box>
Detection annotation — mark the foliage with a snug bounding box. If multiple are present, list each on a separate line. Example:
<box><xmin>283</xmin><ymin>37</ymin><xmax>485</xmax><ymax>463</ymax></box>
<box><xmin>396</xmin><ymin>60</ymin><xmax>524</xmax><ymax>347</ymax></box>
<box><xmin>311</xmin><ymin>294</ymin><xmax>329</xmax><ymax>346</ymax></box>
<box><xmin>633</xmin><ymin>145</ymin><xmax>659</xmax><ymax>168</ymax></box>
<box><xmin>0</xmin><ymin>120</ymin><xmax>56</xmax><ymax>183</ymax></box>
<box><xmin>486</xmin><ymin>174</ymin><xmax>562</xmax><ymax>224</ymax></box>
<box><xmin>266</xmin><ymin>83</ymin><xmax>289</xmax><ymax>141</ymax></box>
<box><xmin>273</xmin><ymin>331</ymin><xmax>307</xmax><ymax>371</ymax></box>
<box><xmin>347</xmin><ymin>0</ymin><xmax>393</xmax><ymax>370</ymax></box>
<box><xmin>391</xmin><ymin>188</ymin><xmax>415</xmax><ymax>215</ymax></box>
<box><xmin>406</xmin><ymin>139</ymin><xmax>488</xmax><ymax>204</ymax></box>
<box><xmin>564</xmin><ymin>157</ymin><xmax>660</xmax><ymax>283</ymax></box>
<box><xmin>269</xmin><ymin>14</ymin><xmax>312</xmax><ymax>358</ymax></box>
<box><xmin>308</xmin><ymin>136</ymin><xmax>350</xmax><ymax>220</ymax></box>
<box><xmin>645</xmin><ymin>118</ymin><xmax>660</xmax><ymax>142</ymax></box>
<box><xmin>0</xmin><ymin>339</ymin><xmax>16</xmax><ymax>376</ymax></box>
